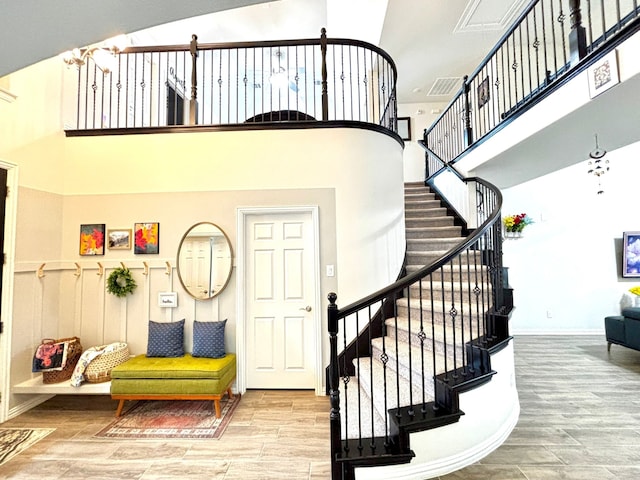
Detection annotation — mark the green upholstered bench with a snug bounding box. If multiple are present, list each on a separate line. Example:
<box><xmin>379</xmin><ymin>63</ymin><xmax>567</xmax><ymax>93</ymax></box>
<box><xmin>110</xmin><ymin>353</ymin><xmax>236</xmax><ymax>418</ymax></box>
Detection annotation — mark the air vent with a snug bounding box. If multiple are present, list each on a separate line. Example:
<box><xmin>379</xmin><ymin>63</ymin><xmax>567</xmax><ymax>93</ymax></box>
<box><xmin>427</xmin><ymin>77</ymin><xmax>461</xmax><ymax>97</ymax></box>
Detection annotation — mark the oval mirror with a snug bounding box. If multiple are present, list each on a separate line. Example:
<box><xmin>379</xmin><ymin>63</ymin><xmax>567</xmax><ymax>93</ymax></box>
<box><xmin>177</xmin><ymin>222</ymin><xmax>233</xmax><ymax>300</ymax></box>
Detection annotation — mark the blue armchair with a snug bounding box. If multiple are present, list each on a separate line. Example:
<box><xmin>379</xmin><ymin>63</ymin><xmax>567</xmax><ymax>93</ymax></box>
<box><xmin>605</xmin><ymin>307</ymin><xmax>640</xmax><ymax>352</ymax></box>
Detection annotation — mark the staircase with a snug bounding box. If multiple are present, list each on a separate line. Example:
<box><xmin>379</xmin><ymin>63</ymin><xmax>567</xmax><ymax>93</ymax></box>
<box><xmin>330</xmin><ymin>177</ymin><xmax>510</xmax><ymax>479</ymax></box>
<box><xmin>339</xmin><ymin>182</ymin><xmax>491</xmax><ymax>446</ymax></box>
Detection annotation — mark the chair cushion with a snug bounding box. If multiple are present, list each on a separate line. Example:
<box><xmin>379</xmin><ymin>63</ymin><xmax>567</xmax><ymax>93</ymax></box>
<box><xmin>146</xmin><ymin>319</ymin><xmax>185</xmax><ymax>357</ymax></box>
<box><xmin>192</xmin><ymin>320</ymin><xmax>227</xmax><ymax>358</ymax></box>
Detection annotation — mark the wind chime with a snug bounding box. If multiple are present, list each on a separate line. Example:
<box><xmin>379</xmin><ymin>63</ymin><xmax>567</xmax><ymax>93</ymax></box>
<box><xmin>587</xmin><ymin>134</ymin><xmax>609</xmax><ymax>194</ymax></box>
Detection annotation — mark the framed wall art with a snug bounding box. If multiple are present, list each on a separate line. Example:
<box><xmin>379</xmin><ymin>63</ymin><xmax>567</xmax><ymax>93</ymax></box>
<box><xmin>623</xmin><ymin>231</ymin><xmax>640</xmax><ymax>277</ymax></box>
<box><xmin>397</xmin><ymin>117</ymin><xmax>411</xmax><ymax>141</ymax></box>
<box><xmin>588</xmin><ymin>50</ymin><xmax>619</xmax><ymax>98</ymax></box>
<box><xmin>158</xmin><ymin>292</ymin><xmax>178</xmax><ymax>308</ymax></box>
<box><xmin>477</xmin><ymin>76</ymin><xmax>490</xmax><ymax>108</ymax></box>
<box><xmin>79</xmin><ymin>224</ymin><xmax>105</xmax><ymax>256</ymax></box>
<box><xmin>107</xmin><ymin>229</ymin><xmax>132</xmax><ymax>250</ymax></box>
<box><xmin>134</xmin><ymin>222</ymin><xmax>160</xmax><ymax>254</ymax></box>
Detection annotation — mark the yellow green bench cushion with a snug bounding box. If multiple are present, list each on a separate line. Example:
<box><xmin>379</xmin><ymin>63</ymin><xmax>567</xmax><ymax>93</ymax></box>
<box><xmin>109</xmin><ymin>353</ymin><xmax>236</xmax><ymax>418</ymax></box>
<box><xmin>110</xmin><ymin>353</ymin><xmax>236</xmax><ymax>381</ymax></box>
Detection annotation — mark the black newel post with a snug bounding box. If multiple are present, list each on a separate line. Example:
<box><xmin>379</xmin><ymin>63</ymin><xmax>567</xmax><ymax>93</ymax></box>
<box><xmin>328</xmin><ymin>292</ymin><xmax>342</xmax><ymax>480</ymax></box>
<box><xmin>189</xmin><ymin>34</ymin><xmax>198</xmax><ymax>125</ymax></box>
<box><xmin>321</xmin><ymin>28</ymin><xmax>329</xmax><ymax>122</ymax></box>
<box><xmin>569</xmin><ymin>0</ymin><xmax>587</xmax><ymax>65</ymax></box>
<box><xmin>462</xmin><ymin>75</ymin><xmax>473</xmax><ymax>147</ymax></box>
<box><xmin>423</xmin><ymin>129</ymin><xmax>430</xmax><ymax>184</ymax></box>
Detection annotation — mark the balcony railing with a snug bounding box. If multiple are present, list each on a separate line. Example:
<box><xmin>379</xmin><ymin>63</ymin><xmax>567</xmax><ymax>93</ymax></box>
<box><xmin>425</xmin><ymin>0</ymin><xmax>640</xmax><ymax>169</ymax></box>
<box><xmin>65</xmin><ymin>29</ymin><xmax>399</xmax><ymax>137</ymax></box>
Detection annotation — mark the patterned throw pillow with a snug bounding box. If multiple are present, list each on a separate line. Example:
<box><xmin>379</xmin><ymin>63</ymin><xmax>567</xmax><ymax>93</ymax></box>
<box><xmin>146</xmin><ymin>319</ymin><xmax>185</xmax><ymax>357</ymax></box>
<box><xmin>192</xmin><ymin>320</ymin><xmax>227</xmax><ymax>358</ymax></box>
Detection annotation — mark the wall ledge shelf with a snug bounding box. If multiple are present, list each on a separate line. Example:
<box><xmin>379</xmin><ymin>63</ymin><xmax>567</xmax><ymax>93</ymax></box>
<box><xmin>12</xmin><ymin>377</ymin><xmax>111</xmax><ymax>395</ymax></box>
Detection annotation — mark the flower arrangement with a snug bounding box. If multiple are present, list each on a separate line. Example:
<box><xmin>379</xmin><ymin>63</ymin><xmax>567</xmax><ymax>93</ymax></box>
<box><xmin>630</xmin><ymin>286</ymin><xmax>640</xmax><ymax>297</ymax></box>
<box><xmin>106</xmin><ymin>267</ymin><xmax>137</xmax><ymax>297</ymax></box>
<box><xmin>503</xmin><ymin>213</ymin><xmax>534</xmax><ymax>233</ymax></box>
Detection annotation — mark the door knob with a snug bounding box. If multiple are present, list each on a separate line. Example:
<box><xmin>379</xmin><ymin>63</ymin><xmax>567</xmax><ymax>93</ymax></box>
<box><xmin>299</xmin><ymin>305</ymin><xmax>312</xmax><ymax>312</ymax></box>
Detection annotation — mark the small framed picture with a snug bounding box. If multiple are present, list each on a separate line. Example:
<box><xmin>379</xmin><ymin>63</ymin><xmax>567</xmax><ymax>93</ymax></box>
<box><xmin>588</xmin><ymin>50</ymin><xmax>619</xmax><ymax>98</ymax></box>
<box><xmin>158</xmin><ymin>292</ymin><xmax>178</xmax><ymax>308</ymax></box>
<box><xmin>79</xmin><ymin>224</ymin><xmax>105</xmax><ymax>256</ymax></box>
<box><xmin>134</xmin><ymin>222</ymin><xmax>160</xmax><ymax>254</ymax></box>
<box><xmin>623</xmin><ymin>231</ymin><xmax>640</xmax><ymax>277</ymax></box>
<box><xmin>477</xmin><ymin>76</ymin><xmax>490</xmax><ymax>108</ymax></box>
<box><xmin>107</xmin><ymin>229</ymin><xmax>132</xmax><ymax>250</ymax></box>
<box><xmin>397</xmin><ymin>117</ymin><xmax>411</xmax><ymax>141</ymax></box>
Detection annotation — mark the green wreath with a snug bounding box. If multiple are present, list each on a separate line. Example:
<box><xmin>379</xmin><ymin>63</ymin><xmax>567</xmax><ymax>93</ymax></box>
<box><xmin>106</xmin><ymin>267</ymin><xmax>137</xmax><ymax>297</ymax></box>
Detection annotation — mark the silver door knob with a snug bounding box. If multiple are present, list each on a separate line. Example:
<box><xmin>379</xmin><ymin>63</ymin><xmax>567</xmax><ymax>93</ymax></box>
<box><xmin>299</xmin><ymin>306</ymin><xmax>312</xmax><ymax>312</ymax></box>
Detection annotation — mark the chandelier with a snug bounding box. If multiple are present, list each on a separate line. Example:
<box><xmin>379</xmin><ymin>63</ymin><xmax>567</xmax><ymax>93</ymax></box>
<box><xmin>60</xmin><ymin>34</ymin><xmax>127</xmax><ymax>74</ymax></box>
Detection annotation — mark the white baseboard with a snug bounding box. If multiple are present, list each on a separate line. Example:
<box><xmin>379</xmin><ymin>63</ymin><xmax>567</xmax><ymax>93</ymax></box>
<box><xmin>8</xmin><ymin>394</ymin><xmax>54</xmax><ymax>420</ymax></box>
<box><xmin>511</xmin><ymin>329</ymin><xmax>604</xmax><ymax>335</ymax></box>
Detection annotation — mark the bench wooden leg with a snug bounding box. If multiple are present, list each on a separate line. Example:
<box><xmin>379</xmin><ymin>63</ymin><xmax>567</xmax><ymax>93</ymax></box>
<box><xmin>226</xmin><ymin>387</ymin><xmax>233</xmax><ymax>399</ymax></box>
<box><xmin>115</xmin><ymin>399</ymin><xmax>126</xmax><ymax>417</ymax></box>
<box><xmin>213</xmin><ymin>399</ymin><xmax>221</xmax><ymax>418</ymax></box>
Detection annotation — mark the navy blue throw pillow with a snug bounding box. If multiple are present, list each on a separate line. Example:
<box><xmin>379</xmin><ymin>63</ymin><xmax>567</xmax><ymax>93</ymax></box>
<box><xmin>146</xmin><ymin>319</ymin><xmax>185</xmax><ymax>357</ymax></box>
<box><xmin>192</xmin><ymin>319</ymin><xmax>227</xmax><ymax>358</ymax></box>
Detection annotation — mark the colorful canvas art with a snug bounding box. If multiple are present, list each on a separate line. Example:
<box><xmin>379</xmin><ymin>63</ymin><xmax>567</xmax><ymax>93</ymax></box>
<box><xmin>79</xmin><ymin>224</ymin><xmax>105</xmax><ymax>256</ymax></box>
<box><xmin>134</xmin><ymin>222</ymin><xmax>160</xmax><ymax>254</ymax></box>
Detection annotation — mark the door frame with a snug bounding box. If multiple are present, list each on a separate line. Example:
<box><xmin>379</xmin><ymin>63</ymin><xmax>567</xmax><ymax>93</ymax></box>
<box><xmin>0</xmin><ymin>159</ymin><xmax>18</xmax><ymax>423</ymax></box>
<box><xmin>236</xmin><ymin>205</ymin><xmax>322</xmax><ymax>395</ymax></box>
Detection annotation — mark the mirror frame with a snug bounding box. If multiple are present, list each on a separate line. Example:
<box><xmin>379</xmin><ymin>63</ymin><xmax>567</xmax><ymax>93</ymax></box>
<box><xmin>176</xmin><ymin>222</ymin><xmax>234</xmax><ymax>300</ymax></box>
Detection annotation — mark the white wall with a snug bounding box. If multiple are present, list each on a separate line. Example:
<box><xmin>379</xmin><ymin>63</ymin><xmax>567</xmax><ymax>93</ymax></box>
<box><xmin>501</xmin><ymin>141</ymin><xmax>640</xmax><ymax>334</ymax></box>
<box><xmin>397</xmin><ymin>102</ymin><xmax>448</xmax><ymax>183</ymax></box>
<box><xmin>2</xmin><ymin>58</ymin><xmax>406</xmax><ymax>415</ymax></box>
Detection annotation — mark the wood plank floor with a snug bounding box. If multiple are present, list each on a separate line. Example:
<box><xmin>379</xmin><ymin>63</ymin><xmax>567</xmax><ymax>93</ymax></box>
<box><xmin>0</xmin><ymin>335</ymin><xmax>638</xmax><ymax>479</ymax></box>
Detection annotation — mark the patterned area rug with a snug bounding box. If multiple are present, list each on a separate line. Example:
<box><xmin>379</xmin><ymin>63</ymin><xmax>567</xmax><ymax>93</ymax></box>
<box><xmin>0</xmin><ymin>428</ymin><xmax>55</xmax><ymax>466</ymax></box>
<box><xmin>94</xmin><ymin>395</ymin><xmax>240</xmax><ymax>440</ymax></box>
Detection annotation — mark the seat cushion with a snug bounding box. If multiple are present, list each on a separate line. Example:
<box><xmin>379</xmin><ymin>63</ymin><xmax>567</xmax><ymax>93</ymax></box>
<box><xmin>110</xmin><ymin>353</ymin><xmax>236</xmax><ymax>380</ymax></box>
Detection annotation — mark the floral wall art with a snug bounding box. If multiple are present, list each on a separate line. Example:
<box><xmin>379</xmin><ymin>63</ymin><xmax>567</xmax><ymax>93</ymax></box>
<box><xmin>134</xmin><ymin>222</ymin><xmax>160</xmax><ymax>254</ymax></box>
<box><xmin>79</xmin><ymin>224</ymin><xmax>105</xmax><ymax>256</ymax></box>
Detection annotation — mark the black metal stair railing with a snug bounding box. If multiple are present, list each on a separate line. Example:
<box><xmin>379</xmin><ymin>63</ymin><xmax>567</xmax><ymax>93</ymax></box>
<box><xmin>327</xmin><ymin>167</ymin><xmax>507</xmax><ymax>479</ymax></box>
<box><xmin>425</xmin><ymin>0</ymin><xmax>640</xmax><ymax>167</ymax></box>
<box><xmin>64</xmin><ymin>29</ymin><xmax>399</xmax><ymax>138</ymax></box>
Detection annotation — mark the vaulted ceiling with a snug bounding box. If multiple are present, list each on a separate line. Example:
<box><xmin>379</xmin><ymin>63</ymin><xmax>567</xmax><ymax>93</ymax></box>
<box><xmin>0</xmin><ymin>0</ymin><xmax>529</xmax><ymax>104</ymax></box>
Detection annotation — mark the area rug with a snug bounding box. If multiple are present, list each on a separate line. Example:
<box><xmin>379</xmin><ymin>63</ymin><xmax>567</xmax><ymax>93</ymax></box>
<box><xmin>0</xmin><ymin>428</ymin><xmax>55</xmax><ymax>466</ymax></box>
<box><xmin>94</xmin><ymin>395</ymin><xmax>240</xmax><ymax>440</ymax></box>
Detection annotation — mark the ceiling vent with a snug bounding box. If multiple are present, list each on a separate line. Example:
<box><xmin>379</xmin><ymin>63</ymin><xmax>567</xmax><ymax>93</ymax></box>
<box><xmin>427</xmin><ymin>77</ymin><xmax>461</xmax><ymax>97</ymax></box>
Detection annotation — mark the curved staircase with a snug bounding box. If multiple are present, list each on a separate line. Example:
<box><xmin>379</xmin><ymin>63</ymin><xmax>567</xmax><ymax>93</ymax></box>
<box><xmin>331</xmin><ymin>181</ymin><xmax>517</xmax><ymax>479</ymax></box>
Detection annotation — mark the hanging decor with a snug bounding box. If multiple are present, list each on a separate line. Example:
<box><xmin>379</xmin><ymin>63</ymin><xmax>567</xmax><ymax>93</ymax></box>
<box><xmin>106</xmin><ymin>267</ymin><xmax>137</xmax><ymax>297</ymax></box>
<box><xmin>587</xmin><ymin>134</ymin><xmax>609</xmax><ymax>194</ymax></box>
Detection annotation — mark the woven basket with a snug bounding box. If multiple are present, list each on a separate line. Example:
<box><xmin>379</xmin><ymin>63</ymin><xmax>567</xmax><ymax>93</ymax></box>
<box><xmin>42</xmin><ymin>337</ymin><xmax>83</xmax><ymax>384</ymax></box>
<box><xmin>85</xmin><ymin>343</ymin><xmax>130</xmax><ymax>383</ymax></box>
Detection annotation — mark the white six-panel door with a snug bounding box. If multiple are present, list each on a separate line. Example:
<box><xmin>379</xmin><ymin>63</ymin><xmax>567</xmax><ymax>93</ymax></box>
<box><xmin>242</xmin><ymin>209</ymin><xmax>318</xmax><ymax>389</ymax></box>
